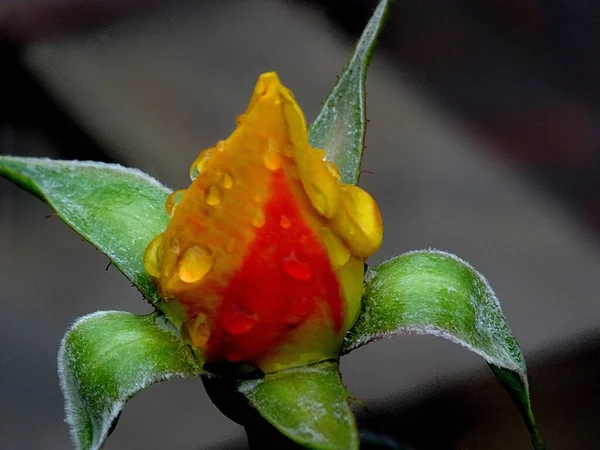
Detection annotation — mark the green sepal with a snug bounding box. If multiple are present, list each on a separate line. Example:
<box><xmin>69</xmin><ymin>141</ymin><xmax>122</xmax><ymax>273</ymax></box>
<box><xmin>0</xmin><ymin>156</ymin><xmax>170</xmax><ymax>307</ymax></box>
<box><xmin>238</xmin><ymin>361</ymin><xmax>359</xmax><ymax>450</ymax></box>
<box><xmin>344</xmin><ymin>250</ymin><xmax>544</xmax><ymax>449</ymax></box>
<box><xmin>59</xmin><ymin>311</ymin><xmax>203</xmax><ymax>450</ymax></box>
<box><xmin>308</xmin><ymin>0</ymin><xmax>391</xmax><ymax>185</ymax></box>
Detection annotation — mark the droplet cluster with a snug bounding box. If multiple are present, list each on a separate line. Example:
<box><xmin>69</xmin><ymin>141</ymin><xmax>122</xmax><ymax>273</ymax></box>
<box><xmin>143</xmin><ymin>72</ymin><xmax>382</xmax><ymax>372</ymax></box>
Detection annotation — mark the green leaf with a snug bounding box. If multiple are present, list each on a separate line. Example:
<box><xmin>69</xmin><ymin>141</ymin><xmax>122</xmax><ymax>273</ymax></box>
<box><xmin>343</xmin><ymin>250</ymin><xmax>544</xmax><ymax>449</ymax></box>
<box><xmin>238</xmin><ymin>361</ymin><xmax>359</xmax><ymax>450</ymax></box>
<box><xmin>308</xmin><ymin>0</ymin><xmax>391</xmax><ymax>185</ymax></box>
<box><xmin>59</xmin><ymin>311</ymin><xmax>203</xmax><ymax>450</ymax></box>
<box><xmin>0</xmin><ymin>156</ymin><xmax>170</xmax><ymax>307</ymax></box>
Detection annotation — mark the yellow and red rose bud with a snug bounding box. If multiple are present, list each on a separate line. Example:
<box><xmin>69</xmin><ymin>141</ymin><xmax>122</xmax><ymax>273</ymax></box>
<box><xmin>143</xmin><ymin>72</ymin><xmax>382</xmax><ymax>372</ymax></box>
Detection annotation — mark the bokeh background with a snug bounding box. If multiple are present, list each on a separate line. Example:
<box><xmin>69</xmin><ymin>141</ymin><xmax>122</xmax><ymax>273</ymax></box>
<box><xmin>1</xmin><ymin>1</ymin><xmax>599</xmax><ymax>448</ymax></box>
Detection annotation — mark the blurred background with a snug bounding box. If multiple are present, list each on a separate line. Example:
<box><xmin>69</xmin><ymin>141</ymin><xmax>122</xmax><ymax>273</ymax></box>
<box><xmin>1</xmin><ymin>0</ymin><xmax>599</xmax><ymax>448</ymax></box>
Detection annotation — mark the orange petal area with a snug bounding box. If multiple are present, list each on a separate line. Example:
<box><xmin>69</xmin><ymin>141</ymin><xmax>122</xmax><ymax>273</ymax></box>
<box><xmin>143</xmin><ymin>72</ymin><xmax>383</xmax><ymax>372</ymax></box>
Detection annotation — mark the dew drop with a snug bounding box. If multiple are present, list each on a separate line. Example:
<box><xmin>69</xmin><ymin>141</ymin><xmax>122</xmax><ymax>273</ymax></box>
<box><xmin>221</xmin><ymin>172</ymin><xmax>234</xmax><ymax>189</ymax></box>
<box><xmin>283</xmin><ymin>252</ymin><xmax>314</xmax><ymax>282</ymax></box>
<box><xmin>205</xmin><ymin>185</ymin><xmax>222</xmax><ymax>206</ymax></box>
<box><xmin>263</xmin><ymin>143</ymin><xmax>282</xmax><ymax>171</ymax></box>
<box><xmin>165</xmin><ymin>190</ymin><xmax>185</xmax><ymax>217</ymax></box>
<box><xmin>190</xmin><ymin>166</ymin><xmax>199</xmax><ymax>181</ymax></box>
<box><xmin>189</xmin><ymin>148</ymin><xmax>215</xmax><ymax>181</ymax></box>
<box><xmin>279</xmin><ymin>215</ymin><xmax>291</xmax><ymax>229</ymax></box>
<box><xmin>252</xmin><ymin>210</ymin><xmax>266</xmax><ymax>228</ymax></box>
<box><xmin>177</xmin><ymin>246</ymin><xmax>213</xmax><ymax>283</ymax></box>
<box><xmin>264</xmin><ymin>152</ymin><xmax>281</xmax><ymax>171</ymax></box>
<box><xmin>170</xmin><ymin>237</ymin><xmax>181</xmax><ymax>254</ymax></box>
<box><xmin>187</xmin><ymin>313</ymin><xmax>211</xmax><ymax>347</ymax></box>
<box><xmin>222</xmin><ymin>308</ymin><xmax>257</xmax><ymax>335</ymax></box>
<box><xmin>143</xmin><ymin>233</ymin><xmax>164</xmax><ymax>278</ymax></box>
<box><xmin>298</xmin><ymin>157</ymin><xmax>340</xmax><ymax>219</ymax></box>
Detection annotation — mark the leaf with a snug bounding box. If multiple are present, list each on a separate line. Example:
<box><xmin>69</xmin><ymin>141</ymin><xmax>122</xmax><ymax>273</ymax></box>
<box><xmin>343</xmin><ymin>250</ymin><xmax>544</xmax><ymax>449</ymax></box>
<box><xmin>308</xmin><ymin>0</ymin><xmax>391</xmax><ymax>185</ymax></box>
<box><xmin>58</xmin><ymin>311</ymin><xmax>203</xmax><ymax>450</ymax></box>
<box><xmin>0</xmin><ymin>156</ymin><xmax>170</xmax><ymax>307</ymax></box>
<box><xmin>238</xmin><ymin>361</ymin><xmax>359</xmax><ymax>450</ymax></box>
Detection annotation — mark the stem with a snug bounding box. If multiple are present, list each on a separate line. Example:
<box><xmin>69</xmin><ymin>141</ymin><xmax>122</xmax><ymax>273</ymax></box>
<box><xmin>202</xmin><ymin>369</ymin><xmax>304</xmax><ymax>449</ymax></box>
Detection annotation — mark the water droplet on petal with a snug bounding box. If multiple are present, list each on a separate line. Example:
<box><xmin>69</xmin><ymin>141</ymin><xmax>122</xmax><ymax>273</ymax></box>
<box><xmin>280</xmin><ymin>215</ymin><xmax>291</xmax><ymax>229</ymax></box>
<box><xmin>264</xmin><ymin>152</ymin><xmax>281</xmax><ymax>171</ymax></box>
<box><xmin>283</xmin><ymin>252</ymin><xmax>313</xmax><ymax>282</ymax></box>
<box><xmin>205</xmin><ymin>185</ymin><xmax>222</xmax><ymax>206</ymax></box>
<box><xmin>295</xmin><ymin>149</ymin><xmax>339</xmax><ymax>218</ymax></box>
<box><xmin>143</xmin><ymin>233</ymin><xmax>164</xmax><ymax>278</ymax></box>
<box><xmin>170</xmin><ymin>237</ymin><xmax>181</xmax><ymax>254</ymax></box>
<box><xmin>165</xmin><ymin>189</ymin><xmax>185</xmax><ymax>217</ymax></box>
<box><xmin>187</xmin><ymin>313</ymin><xmax>211</xmax><ymax>347</ymax></box>
<box><xmin>252</xmin><ymin>210</ymin><xmax>265</xmax><ymax>228</ymax></box>
<box><xmin>189</xmin><ymin>148</ymin><xmax>215</xmax><ymax>180</ymax></box>
<box><xmin>221</xmin><ymin>172</ymin><xmax>234</xmax><ymax>189</ymax></box>
<box><xmin>177</xmin><ymin>246</ymin><xmax>213</xmax><ymax>283</ymax></box>
<box><xmin>264</xmin><ymin>140</ymin><xmax>282</xmax><ymax>171</ymax></box>
<box><xmin>222</xmin><ymin>308</ymin><xmax>258</xmax><ymax>335</ymax></box>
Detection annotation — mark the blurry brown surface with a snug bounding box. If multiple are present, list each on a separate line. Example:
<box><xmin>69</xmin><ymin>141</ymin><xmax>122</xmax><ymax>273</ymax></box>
<box><xmin>1</xmin><ymin>0</ymin><xmax>600</xmax><ymax>449</ymax></box>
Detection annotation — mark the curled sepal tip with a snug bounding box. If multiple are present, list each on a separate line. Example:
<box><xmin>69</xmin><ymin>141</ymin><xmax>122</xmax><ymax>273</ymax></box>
<box><xmin>344</xmin><ymin>250</ymin><xmax>544</xmax><ymax>449</ymax></box>
<box><xmin>58</xmin><ymin>311</ymin><xmax>203</xmax><ymax>450</ymax></box>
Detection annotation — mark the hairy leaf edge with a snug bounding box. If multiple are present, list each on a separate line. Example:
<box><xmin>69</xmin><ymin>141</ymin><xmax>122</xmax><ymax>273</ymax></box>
<box><xmin>343</xmin><ymin>249</ymin><xmax>527</xmax><ymax>379</ymax></box>
<box><xmin>0</xmin><ymin>156</ymin><xmax>172</xmax><ymax>306</ymax></box>
<box><xmin>57</xmin><ymin>310</ymin><xmax>197</xmax><ymax>450</ymax></box>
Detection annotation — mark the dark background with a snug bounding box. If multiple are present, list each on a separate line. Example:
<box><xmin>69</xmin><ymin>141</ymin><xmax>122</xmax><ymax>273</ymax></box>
<box><xmin>1</xmin><ymin>1</ymin><xmax>599</xmax><ymax>448</ymax></box>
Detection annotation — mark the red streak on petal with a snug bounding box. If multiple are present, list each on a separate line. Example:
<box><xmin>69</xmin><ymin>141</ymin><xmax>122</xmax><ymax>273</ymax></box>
<box><xmin>220</xmin><ymin>304</ymin><xmax>258</xmax><ymax>335</ymax></box>
<box><xmin>206</xmin><ymin>170</ymin><xmax>343</xmax><ymax>364</ymax></box>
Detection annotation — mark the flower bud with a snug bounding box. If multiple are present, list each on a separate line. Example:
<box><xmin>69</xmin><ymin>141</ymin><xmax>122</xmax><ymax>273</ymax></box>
<box><xmin>144</xmin><ymin>73</ymin><xmax>382</xmax><ymax>372</ymax></box>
